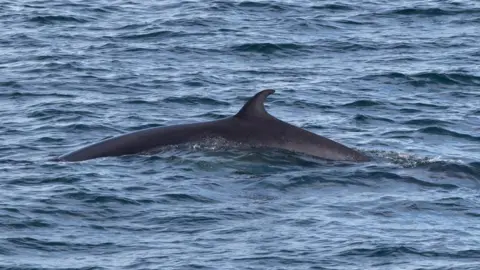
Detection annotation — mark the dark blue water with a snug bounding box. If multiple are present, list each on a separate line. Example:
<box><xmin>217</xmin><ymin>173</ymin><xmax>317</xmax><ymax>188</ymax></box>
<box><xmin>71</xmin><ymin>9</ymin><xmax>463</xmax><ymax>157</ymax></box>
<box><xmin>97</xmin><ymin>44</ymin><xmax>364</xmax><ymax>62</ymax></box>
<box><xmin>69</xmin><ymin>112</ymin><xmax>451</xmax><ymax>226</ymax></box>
<box><xmin>1</xmin><ymin>1</ymin><xmax>480</xmax><ymax>269</ymax></box>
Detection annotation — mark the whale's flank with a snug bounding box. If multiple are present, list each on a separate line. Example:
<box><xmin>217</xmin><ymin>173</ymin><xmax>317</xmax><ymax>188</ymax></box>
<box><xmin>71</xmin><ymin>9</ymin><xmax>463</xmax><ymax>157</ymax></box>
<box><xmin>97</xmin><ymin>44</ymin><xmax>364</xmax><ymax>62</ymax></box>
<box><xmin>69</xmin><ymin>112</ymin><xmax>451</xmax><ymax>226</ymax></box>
<box><xmin>57</xmin><ymin>90</ymin><xmax>369</xmax><ymax>162</ymax></box>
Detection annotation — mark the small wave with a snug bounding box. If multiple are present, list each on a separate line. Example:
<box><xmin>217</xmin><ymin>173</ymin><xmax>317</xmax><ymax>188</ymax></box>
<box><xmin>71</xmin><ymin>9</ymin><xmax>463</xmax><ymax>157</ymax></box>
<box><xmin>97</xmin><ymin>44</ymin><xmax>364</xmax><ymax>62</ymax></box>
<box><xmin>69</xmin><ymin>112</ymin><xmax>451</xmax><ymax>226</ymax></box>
<box><xmin>355</xmin><ymin>170</ymin><xmax>459</xmax><ymax>189</ymax></box>
<box><xmin>90</xmin><ymin>4</ymin><xmax>123</xmax><ymax>14</ymax></box>
<box><xmin>0</xmin><ymin>80</ymin><xmax>22</xmax><ymax>88</ymax></box>
<box><xmin>163</xmin><ymin>96</ymin><xmax>229</xmax><ymax>106</ymax></box>
<box><xmin>343</xmin><ymin>100</ymin><xmax>382</xmax><ymax>107</ymax></box>
<box><xmin>39</xmin><ymin>123</ymin><xmax>116</xmax><ymax>133</ymax></box>
<box><xmin>162</xmin><ymin>15</ymin><xmax>228</xmax><ymax>28</ymax></box>
<box><xmin>354</xmin><ymin>114</ymin><xmax>394</xmax><ymax>123</ymax></box>
<box><xmin>451</xmin><ymin>17</ymin><xmax>480</xmax><ymax>24</ymax></box>
<box><xmin>273</xmin><ymin>100</ymin><xmax>334</xmax><ymax>110</ymax></box>
<box><xmin>126</xmin><ymin>124</ymin><xmax>162</xmax><ymax>131</ymax></box>
<box><xmin>406</xmin><ymin>102</ymin><xmax>448</xmax><ymax>109</ymax></box>
<box><xmin>390</xmin><ymin>8</ymin><xmax>453</xmax><ymax>16</ymax></box>
<box><xmin>161</xmin><ymin>193</ymin><xmax>218</xmax><ymax>203</ymax></box>
<box><xmin>236</xmin><ymin>1</ymin><xmax>290</xmax><ymax>11</ymax></box>
<box><xmin>367</xmin><ymin>150</ymin><xmax>446</xmax><ymax>168</ymax></box>
<box><xmin>358</xmin><ymin>72</ymin><xmax>480</xmax><ymax>86</ymax></box>
<box><xmin>450</xmin><ymin>91</ymin><xmax>480</xmax><ymax>99</ymax></box>
<box><xmin>471</xmin><ymin>162</ymin><xmax>480</xmax><ymax>171</ymax></box>
<box><xmin>146</xmin><ymin>214</ymin><xmax>220</xmax><ymax>227</ymax></box>
<box><xmin>182</xmin><ymin>76</ymin><xmax>227</xmax><ymax>87</ymax></box>
<box><xmin>367</xmin><ymin>151</ymin><xmax>479</xmax><ymax>183</ymax></box>
<box><xmin>8</xmin><ymin>175</ymin><xmax>84</xmax><ymax>185</ymax></box>
<box><xmin>285</xmin><ymin>174</ymin><xmax>370</xmax><ymax>190</ymax></box>
<box><xmin>0</xmin><ymin>245</ymin><xmax>12</xmax><ymax>256</ymax></box>
<box><xmin>6</xmin><ymin>237</ymin><xmax>118</xmax><ymax>252</ymax></box>
<box><xmin>119</xmin><ymin>30</ymin><xmax>185</xmax><ymax>40</ymax></box>
<box><xmin>418</xmin><ymin>127</ymin><xmax>480</xmax><ymax>141</ymax></box>
<box><xmin>334</xmin><ymin>19</ymin><xmax>372</xmax><ymax>25</ymax></box>
<box><xmin>454</xmin><ymin>249</ymin><xmax>480</xmax><ymax>258</ymax></box>
<box><xmin>18</xmin><ymin>61</ymin><xmax>89</xmax><ymax>74</ymax></box>
<box><xmin>232</xmin><ymin>149</ymin><xmax>325</xmax><ymax>168</ymax></box>
<box><xmin>0</xmin><ymin>91</ymin><xmax>76</xmax><ymax>98</ymax></box>
<box><xmin>412</xmin><ymin>72</ymin><xmax>480</xmax><ymax>86</ymax></box>
<box><xmin>359</xmin><ymin>72</ymin><xmax>409</xmax><ymax>81</ymax></box>
<box><xmin>382</xmin><ymin>7</ymin><xmax>480</xmax><ymax>16</ymax></box>
<box><xmin>121</xmin><ymin>99</ymin><xmax>153</xmax><ymax>105</ymax></box>
<box><xmin>115</xmin><ymin>23</ymin><xmax>149</xmax><ymax>31</ymax></box>
<box><xmin>31</xmin><ymin>207</ymin><xmax>89</xmax><ymax>219</ymax></box>
<box><xmin>2</xmin><ymin>219</ymin><xmax>52</xmax><ymax>229</ymax></box>
<box><xmin>311</xmin><ymin>3</ymin><xmax>355</xmax><ymax>11</ymax></box>
<box><xmin>36</xmin><ymin>136</ymin><xmax>64</xmax><ymax>143</ymax></box>
<box><xmin>33</xmin><ymin>123</ymin><xmax>122</xmax><ymax>140</ymax></box>
<box><xmin>340</xmin><ymin>245</ymin><xmax>418</xmax><ymax>257</ymax></box>
<box><xmin>27</xmin><ymin>108</ymin><xmax>96</xmax><ymax>120</ymax></box>
<box><xmin>421</xmin><ymin>161</ymin><xmax>480</xmax><ymax>181</ymax></box>
<box><xmin>403</xmin><ymin>118</ymin><xmax>451</xmax><ymax>126</ymax></box>
<box><xmin>230</xmin><ymin>42</ymin><xmax>311</xmax><ymax>55</ymax></box>
<box><xmin>60</xmin><ymin>191</ymin><xmax>142</xmax><ymax>205</ymax></box>
<box><xmin>399</xmin><ymin>108</ymin><xmax>422</xmax><ymax>114</ymax></box>
<box><xmin>325</xmin><ymin>40</ymin><xmax>376</xmax><ymax>52</ymax></box>
<box><xmin>340</xmin><ymin>245</ymin><xmax>480</xmax><ymax>258</ymax></box>
<box><xmin>28</xmin><ymin>15</ymin><xmax>89</xmax><ymax>24</ymax></box>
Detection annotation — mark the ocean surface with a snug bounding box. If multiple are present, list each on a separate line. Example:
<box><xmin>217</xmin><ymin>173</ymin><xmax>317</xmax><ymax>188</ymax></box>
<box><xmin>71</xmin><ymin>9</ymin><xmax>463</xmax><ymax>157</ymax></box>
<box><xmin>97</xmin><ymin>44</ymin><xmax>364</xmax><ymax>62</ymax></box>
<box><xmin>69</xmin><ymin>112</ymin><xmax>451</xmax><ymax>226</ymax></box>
<box><xmin>1</xmin><ymin>0</ymin><xmax>480</xmax><ymax>269</ymax></box>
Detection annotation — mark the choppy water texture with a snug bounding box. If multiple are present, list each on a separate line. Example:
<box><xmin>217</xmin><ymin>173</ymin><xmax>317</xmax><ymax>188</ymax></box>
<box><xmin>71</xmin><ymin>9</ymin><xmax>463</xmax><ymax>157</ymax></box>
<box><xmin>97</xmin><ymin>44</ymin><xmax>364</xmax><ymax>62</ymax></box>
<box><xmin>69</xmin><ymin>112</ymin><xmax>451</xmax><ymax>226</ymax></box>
<box><xmin>1</xmin><ymin>0</ymin><xmax>480</xmax><ymax>269</ymax></box>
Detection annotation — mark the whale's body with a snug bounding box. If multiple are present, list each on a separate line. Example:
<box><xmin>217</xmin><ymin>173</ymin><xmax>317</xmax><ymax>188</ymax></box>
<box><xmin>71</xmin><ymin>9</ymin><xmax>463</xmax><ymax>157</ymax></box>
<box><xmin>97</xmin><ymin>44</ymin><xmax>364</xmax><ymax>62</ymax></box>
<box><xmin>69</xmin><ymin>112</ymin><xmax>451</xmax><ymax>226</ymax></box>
<box><xmin>57</xmin><ymin>90</ymin><xmax>369</xmax><ymax>162</ymax></box>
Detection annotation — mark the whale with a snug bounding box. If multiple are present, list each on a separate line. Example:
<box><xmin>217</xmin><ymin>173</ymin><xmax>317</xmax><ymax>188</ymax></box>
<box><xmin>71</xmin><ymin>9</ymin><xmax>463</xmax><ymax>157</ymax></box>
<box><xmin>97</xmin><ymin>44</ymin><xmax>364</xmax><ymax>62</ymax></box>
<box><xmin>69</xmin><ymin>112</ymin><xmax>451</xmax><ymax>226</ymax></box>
<box><xmin>56</xmin><ymin>89</ymin><xmax>369</xmax><ymax>162</ymax></box>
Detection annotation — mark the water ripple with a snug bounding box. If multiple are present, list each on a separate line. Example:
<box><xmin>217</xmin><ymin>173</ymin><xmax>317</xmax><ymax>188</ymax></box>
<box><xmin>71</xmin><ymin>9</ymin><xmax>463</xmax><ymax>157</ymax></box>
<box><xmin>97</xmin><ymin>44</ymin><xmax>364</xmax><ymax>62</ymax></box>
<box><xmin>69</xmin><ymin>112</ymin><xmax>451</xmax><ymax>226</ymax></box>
<box><xmin>28</xmin><ymin>15</ymin><xmax>90</xmax><ymax>24</ymax></box>
<box><xmin>384</xmin><ymin>7</ymin><xmax>480</xmax><ymax>16</ymax></box>
<box><xmin>359</xmin><ymin>71</ymin><xmax>480</xmax><ymax>86</ymax></box>
<box><xmin>231</xmin><ymin>42</ymin><xmax>312</xmax><ymax>55</ymax></box>
<box><xmin>418</xmin><ymin>127</ymin><xmax>480</xmax><ymax>142</ymax></box>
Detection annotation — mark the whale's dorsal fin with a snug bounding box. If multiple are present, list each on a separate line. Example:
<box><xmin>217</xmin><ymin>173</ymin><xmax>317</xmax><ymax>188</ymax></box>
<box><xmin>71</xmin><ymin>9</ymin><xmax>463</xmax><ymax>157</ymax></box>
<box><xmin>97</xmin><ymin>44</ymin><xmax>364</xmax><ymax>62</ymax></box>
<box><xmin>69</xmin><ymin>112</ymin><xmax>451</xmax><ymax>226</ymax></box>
<box><xmin>235</xmin><ymin>89</ymin><xmax>275</xmax><ymax>119</ymax></box>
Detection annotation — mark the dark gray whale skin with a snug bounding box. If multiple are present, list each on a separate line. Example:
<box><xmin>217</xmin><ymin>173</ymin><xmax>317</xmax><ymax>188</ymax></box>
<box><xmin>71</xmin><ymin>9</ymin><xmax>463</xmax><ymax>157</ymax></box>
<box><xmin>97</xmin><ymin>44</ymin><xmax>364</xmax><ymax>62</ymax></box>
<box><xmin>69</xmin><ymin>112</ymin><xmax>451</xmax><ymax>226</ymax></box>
<box><xmin>56</xmin><ymin>90</ymin><xmax>369</xmax><ymax>162</ymax></box>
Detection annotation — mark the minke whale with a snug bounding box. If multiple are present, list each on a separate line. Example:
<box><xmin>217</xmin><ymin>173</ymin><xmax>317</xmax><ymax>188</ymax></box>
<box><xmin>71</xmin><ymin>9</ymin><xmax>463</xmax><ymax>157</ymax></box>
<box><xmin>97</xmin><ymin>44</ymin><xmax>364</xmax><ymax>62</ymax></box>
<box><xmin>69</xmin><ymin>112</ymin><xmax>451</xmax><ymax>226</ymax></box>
<box><xmin>56</xmin><ymin>89</ymin><xmax>369</xmax><ymax>162</ymax></box>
